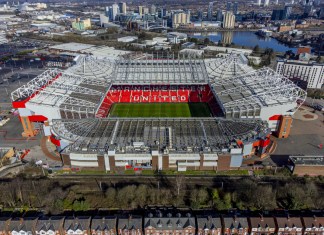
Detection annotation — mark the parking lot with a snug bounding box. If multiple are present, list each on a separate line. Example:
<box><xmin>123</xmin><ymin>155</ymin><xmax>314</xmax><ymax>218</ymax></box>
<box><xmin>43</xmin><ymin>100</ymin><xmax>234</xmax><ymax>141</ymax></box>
<box><xmin>270</xmin><ymin>105</ymin><xmax>324</xmax><ymax>166</ymax></box>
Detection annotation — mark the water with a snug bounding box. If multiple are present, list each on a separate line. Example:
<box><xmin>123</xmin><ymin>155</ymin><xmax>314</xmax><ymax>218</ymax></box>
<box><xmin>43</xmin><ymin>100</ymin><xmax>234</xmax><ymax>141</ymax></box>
<box><xmin>189</xmin><ymin>31</ymin><xmax>298</xmax><ymax>53</ymax></box>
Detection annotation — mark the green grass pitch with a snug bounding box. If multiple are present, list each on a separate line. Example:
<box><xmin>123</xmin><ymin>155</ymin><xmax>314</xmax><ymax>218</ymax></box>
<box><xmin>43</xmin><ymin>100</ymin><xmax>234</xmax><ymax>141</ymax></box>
<box><xmin>108</xmin><ymin>103</ymin><xmax>212</xmax><ymax>118</ymax></box>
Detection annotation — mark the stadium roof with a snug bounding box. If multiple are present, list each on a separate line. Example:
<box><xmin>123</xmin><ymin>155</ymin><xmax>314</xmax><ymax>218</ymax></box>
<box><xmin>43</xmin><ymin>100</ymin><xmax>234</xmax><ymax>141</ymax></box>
<box><xmin>114</xmin><ymin>57</ymin><xmax>209</xmax><ymax>84</ymax></box>
<box><xmin>11</xmin><ymin>54</ymin><xmax>306</xmax><ymax>120</ymax></box>
<box><xmin>211</xmin><ymin>68</ymin><xmax>307</xmax><ymax>118</ymax></box>
<box><xmin>51</xmin><ymin>118</ymin><xmax>269</xmax><ymax>154</ymax></box>
<box><xmin>205</xmin><ymin>54</ymin><xmax>253</xmax><ymax>80</ymax></box>
<box><xmin>11</xmin><ymin>68</ymin><xmax>108</xmax><ymax>115</ymax></box>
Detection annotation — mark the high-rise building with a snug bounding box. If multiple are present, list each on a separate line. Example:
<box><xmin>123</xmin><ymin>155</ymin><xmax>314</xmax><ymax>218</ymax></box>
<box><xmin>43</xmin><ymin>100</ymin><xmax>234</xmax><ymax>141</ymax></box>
<box><xmin>226</xmin><ymin>2</ymin><xmax>232</xmax><ymax>11</ymax></box>
<box><xmin>233</xmin><ymin>2</ymin><xmax>238</xmax><ymax>15</ymax></box>
<box><xmin>275</xmin><ymin>0</ymin><xmax>279</xmax><ymax>5</ymax></box>
<box><xmin>264</xmin><ymin>0</ymin><xmax>270</xmax><ymax>6</ymax></box>
<box><xmin>304</xmin><ymin>5</ymin><xmax>313</xmax><ymax>15</ymax></box>
<box><xmin>138</xmin><ymin>6</ymin><xmax>143</xmax><ymax>15</ymax></box>
<box><xmin>118</xmin><ymin>2</ymin><xmax>126</xmax><ymax>14</ymax></box>
<box><xmin>271</xmin><ymin>9</ymin><xmax>285</xmax><ymax>20</ymax></box>
<box><xmin>222</xmin><ymin>11</ymin><xmax>235</xmax><ymax>28</ymax></box>
<box><xmin>284</xmin><ymin>6</ymin><xmax>292</xmax><ymax>19</ymax></box>
<box><xmin>216</xmin><ymin>10</ymin><xmax>223</xmax><ymax>21</ymax></box>
<box><xmin>320</xmin><ymin>6</ymin><xmax>324</xmax><ymax>18</ymax></box>
<box><xmin>197</xmin><ymin>8</ymin><xmax>203</xmax><ymax>20</ymax></box>
<box><xmin>172</xmin><ymin>11</ymin><xmax>190</xmax><ymax>28</ymax></box>
<box><xmin>100</xmin><ymin>14</ymin><xmax>109</xmax><ymax>26</ymax></box>
<box><xmin>107</xmin><ymin>3</ymin><xmax>119</xmax><ymax>21</ymax></box>
<box><xmin>207</xmin><ymin>2</ymin><xmax>213</xmax><ymax>20</ymax></box>
<box><xmin>143</xmin><ymin>7</ymin><xmax>149</xmax><ymax>15</ymax></box>
<box><xmin>257</xmin><ymin>0</ymin><xmax>262</xmax><ymax>6</ymax></box>
<box><xmin>276</xmin><ymin>60</ymin><xmax>324</xmax><ymax>89</ymax></box>
<box><xmin>158</xmin><ymin>8</ymin><xmax>167</xmax><ymax>18</ymax></box>
<box><xmin>150</xmin><ymin>4</ymin><xmax>156</xmax><ymax>14</ymax></box>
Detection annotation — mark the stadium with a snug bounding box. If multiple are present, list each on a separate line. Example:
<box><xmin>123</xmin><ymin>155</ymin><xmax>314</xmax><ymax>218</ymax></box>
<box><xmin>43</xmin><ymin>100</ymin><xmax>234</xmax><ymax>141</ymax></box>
<box><xmin>11</xmin><ymin>54</ymin><xmax>306</xmax><ymax>171</ymax></box>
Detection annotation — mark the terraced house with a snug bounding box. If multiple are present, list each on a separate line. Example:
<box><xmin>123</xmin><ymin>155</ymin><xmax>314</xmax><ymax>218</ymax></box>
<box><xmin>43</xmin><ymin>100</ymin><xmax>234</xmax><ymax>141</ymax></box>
<box><xmin>302</xmin><ymin>216</ymin><xmax>324</xmax><ymax>235</ymax></box>
<box><xmin>0</xmin><ymin>217</ymin><xmax>11</xmax><ymax>235</ymax></box>
<box><xmin>249</xmin><ymin>215</ymin><xmax>276</xmax><ymax>235</ymax></box>
<box><xmin>144</xmin><ymin>212</ymin><xmax>196</xmax><ymax>235</ymax></box>
<box><xmin>223</xmin><ymin>216</ymin><xmax>249</xmax><ymax>235</ymax></box>
<box><xmin>196</xmin><ymin>215</ymin><xmax>222</xmax><ymax>235</ymax></box>
<box><xmin>90</xmin><ymin>216</ymin><xmax>117</xmax><ymax>235</ymax></box>
<box><xmin>7</xmin><ymin>217</ymin><xmax>38</xmax><ymax>235</ymax></box>
<box><xmin>276</xmin><ymin>216</ymin><xmax>304</xmax><ymax>235</ymax></box>
<box><xmin>35</xmin><ymin>216</ymin><xmax>65</xmax><ymax>235</ymax></box>
<box><xmin>63</xmin><ymin>216</ymin><xmax>91</xmax><ymax>235</ymax></box>
<box><xmin>118</xmin><ymin>215</ymin><xmax>142</xmax><ymax>235</ymax></box>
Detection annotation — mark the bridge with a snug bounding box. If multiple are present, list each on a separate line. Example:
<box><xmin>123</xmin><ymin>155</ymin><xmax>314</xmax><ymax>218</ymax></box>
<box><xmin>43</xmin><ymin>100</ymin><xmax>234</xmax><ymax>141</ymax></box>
<box><xmin>141</xmin><ymin>20</ymin><xmax>168</xmax><ymax>31</ymax></box>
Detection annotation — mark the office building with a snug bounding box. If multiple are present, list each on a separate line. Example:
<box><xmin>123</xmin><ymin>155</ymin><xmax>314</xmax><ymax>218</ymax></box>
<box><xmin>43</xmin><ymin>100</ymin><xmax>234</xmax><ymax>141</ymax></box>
<box><xmin>118</xmin><ymin>2</ymin><xmax>126</xmax><ymax>14</ymax></box>
<box><xmin>320</xmin><ymin>6</ymin><xmax>324</xmax><ymax>18</ymax></box>
<box><xmin>284</xmin><ymin>6</ymin><xmax>292</xmax><ymax>19</ymax></box>
<box><xmin>107</xmin><ymin>3</ymin><xmax>119</xmax><ymax>21</ymax></box>
<box><xmin>172</xmin><ymin>11</ymin><xmax>190</xmax><ymax>28</ymax></box>
<box><xmin>72</xmin><ymin>18</ymin><xmax>91</xmax><ymax>30</ymax></box>
<box><xmin>208</xmin><ymin>2</ymin><xmax>213</xmax><ymax>20</ymax></box>
<box><xmin>257</xmin><ymin>0</ymin><xmax>262</xmax><ymax>6</ymax></box>
<box><xmin>304</xmin><ymin>5</ymin><xmax>313</xmax><ymax>15</ymax></box>
<box><xmin>138</xmin><ymin>6</ymin><xmax>143</xmax><ymax>15</ymax></box>
<box><xmin>150</xmin><ymin>4</ymin><xmax>156</xmax><ymax>14</ymax></box>
<box><xmin>276</xmin><ymin>59</ymin><xmax>324</xmax><ymax>88</ymax></box>
<box><xmin>216</xmin><ymin>10</ymin><xmax>223</xmax><ymax>21</ymax></box>
<box><xmin>271</xmin><ymin>9</ymin><xmax>285</xmax><ymax>20</ymax></box>
<box><xmin>226</xmin><ymin>2</ymin><xmax>232</xmax><ymax>11</ymax></box>
<box><xmin>99</xmin><ymin>14</ymin><xmax>109</xmax><ymax>27</ymax></box>
<box><xmin>143</xmin><ymin>7</ymin><xmax>149</xmax><ymax>15</ymax></box>
<box><xmin>222</xmin><ymin>11</ymin><xmax>235</xmax><ymax>28</ymax></box>
<box><xmin>233</xmin><ymin>2</ymin><xmax>238</xmax><ymax>15</ymax></box>
<box><xmin>264</xmin><ymin>0</ymin><xmax>270</xmax><ymax>6</ymax></box>
<box><xmin>158</xmin><ymin>8</ymin><xmax>167</xmax><ymax>18</ymax></box>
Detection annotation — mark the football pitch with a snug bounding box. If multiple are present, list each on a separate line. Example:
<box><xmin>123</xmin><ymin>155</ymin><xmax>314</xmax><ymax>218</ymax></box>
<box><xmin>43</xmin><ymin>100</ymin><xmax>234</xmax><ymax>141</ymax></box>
<box><xmin>108</xmin><ymin>103</ymin><xmax>212</xmax><ymax>118</ymax></box>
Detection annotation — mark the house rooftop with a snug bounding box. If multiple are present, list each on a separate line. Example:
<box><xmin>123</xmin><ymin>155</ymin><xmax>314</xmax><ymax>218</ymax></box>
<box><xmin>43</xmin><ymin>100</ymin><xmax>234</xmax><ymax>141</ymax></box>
<box><xmin>276</xmin><ymin>216</ymin><xmax>303</xmax><ymax>228</ymax></box>
<box><xmin>249</xmin><ymin>216</ymin><xmax>276</xmax><ymax>228</ymax></box>
<box><xmin>223</xmin><ymin>216</ymin><xmax>249</xmax><ymax>229</ymax></box>
<box><xmin>91</xmin><ymin>216</ymin><xmax>116</xmax><ymax>231</ymax></box>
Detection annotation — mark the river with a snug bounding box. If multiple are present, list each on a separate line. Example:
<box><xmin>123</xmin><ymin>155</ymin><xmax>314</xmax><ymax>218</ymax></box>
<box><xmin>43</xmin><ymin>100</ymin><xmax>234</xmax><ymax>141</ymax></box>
<box><xmin>188</xmin><ymin>31</ymin><xmax>298</xmax><ymax>53</ymax></box>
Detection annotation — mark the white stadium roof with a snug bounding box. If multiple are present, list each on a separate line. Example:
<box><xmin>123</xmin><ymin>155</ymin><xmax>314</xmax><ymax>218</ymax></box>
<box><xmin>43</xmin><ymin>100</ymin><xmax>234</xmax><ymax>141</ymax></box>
<box><xmin>11</xmin><ymin>53</ymin><xmax>306</xmax><ymax>154</ymax></box>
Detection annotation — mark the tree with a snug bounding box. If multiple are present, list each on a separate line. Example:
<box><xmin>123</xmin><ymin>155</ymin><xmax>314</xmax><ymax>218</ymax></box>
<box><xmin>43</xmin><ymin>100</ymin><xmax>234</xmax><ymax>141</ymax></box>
<box><xmin>190</xmin><ymin>188</ymin><xmax>209</xmax><ymax>209</ymax></box>
<box><xmin>189</xmin><ymin>37</ymin><xmax>198</xmax><ymax>43</ymax></box>
<box><xmin>135</xmin><ymin>185</ymin><xmax>148</xmax><ymax>208</ymax></box>
<box><xmin>316</xmin><ymin>56</ymin><xmax>322</xmax><ymax>63</ymax></box>
<box><xmin>175</xmin><ymin>175</ymin><xmax>184</xmax><ymax>196</ymax></box>
<box><xmin>105</xmin><ymin>187</ymin><xmax>116</xmax><ymax>208</ymax></box>
<box><xmin>253</xmin><ymin>45</ymin><xmax>261</xmax><ymax>54</ymax></box>
<box><xmin>117</xmin><ymin>185</ymin><xmax>137</xmax><ymax>208</ymax></box>
<box><xmin>204</xmin><ymin>37</ymin><xmax>210</xmax><ymax>45</ymax></box>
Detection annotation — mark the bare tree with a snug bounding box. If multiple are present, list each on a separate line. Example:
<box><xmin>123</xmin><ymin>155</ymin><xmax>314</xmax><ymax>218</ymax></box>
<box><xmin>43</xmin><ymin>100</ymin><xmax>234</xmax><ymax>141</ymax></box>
<box><xmin>175</xmin><ymin>175</ymin><xmax>185</xmax><ymax>196</ymax></box>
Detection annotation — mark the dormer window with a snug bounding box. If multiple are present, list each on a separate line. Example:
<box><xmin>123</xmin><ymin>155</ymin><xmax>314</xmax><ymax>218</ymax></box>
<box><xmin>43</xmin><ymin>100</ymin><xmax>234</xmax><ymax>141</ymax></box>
<box><xmin>157</xmin><ymin>220</ymin><xmax>162</xmax><ymax>228</ymax></box>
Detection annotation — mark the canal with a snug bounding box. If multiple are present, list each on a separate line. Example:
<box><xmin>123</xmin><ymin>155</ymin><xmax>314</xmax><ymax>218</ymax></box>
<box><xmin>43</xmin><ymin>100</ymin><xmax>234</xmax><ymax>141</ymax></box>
<box><xmin>189</xmin><ymin>31</ymin><xmax>298</xmax><ymax>53</ymax></box>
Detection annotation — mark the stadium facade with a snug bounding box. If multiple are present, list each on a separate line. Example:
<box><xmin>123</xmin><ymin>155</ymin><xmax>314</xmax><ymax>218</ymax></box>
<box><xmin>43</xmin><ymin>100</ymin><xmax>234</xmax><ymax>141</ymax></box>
<box><xmin>11</xmin><ymin>54</ymin><xmax>306</xmax><ymax>172</ymax></box>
